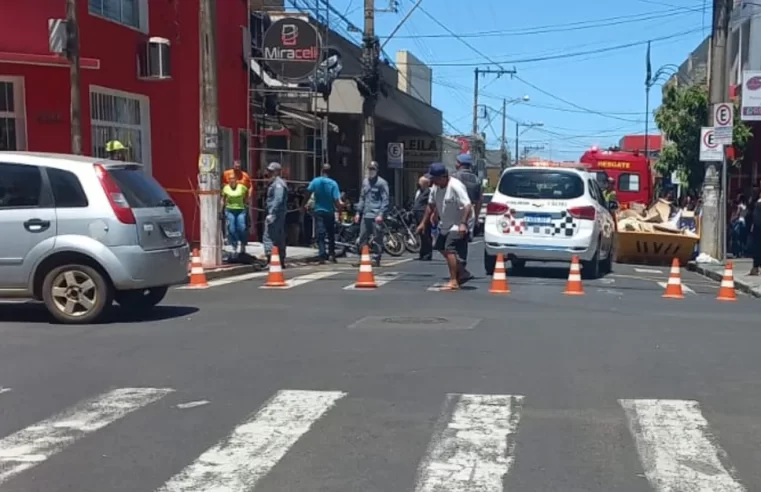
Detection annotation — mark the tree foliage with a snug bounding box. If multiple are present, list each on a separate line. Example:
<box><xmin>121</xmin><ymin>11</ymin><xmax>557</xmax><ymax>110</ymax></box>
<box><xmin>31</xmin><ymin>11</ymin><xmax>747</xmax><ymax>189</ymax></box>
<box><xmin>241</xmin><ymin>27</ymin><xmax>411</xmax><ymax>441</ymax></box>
<box><xmin>654</xmin><ymin>84</ymin><xmax>753</xmax><ymax>194</ymax></box>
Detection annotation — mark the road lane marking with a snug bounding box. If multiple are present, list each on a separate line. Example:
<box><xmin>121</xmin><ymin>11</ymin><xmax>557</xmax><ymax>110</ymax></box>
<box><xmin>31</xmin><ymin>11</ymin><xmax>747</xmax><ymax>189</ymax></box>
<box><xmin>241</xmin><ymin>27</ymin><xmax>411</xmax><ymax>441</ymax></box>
<box><xmin>177</xmin><ymin>271</ymin><xmax>268</xmax><ymax>289</ymax></box>
<box><xmin>0</xmin><ymin>387</ymin><xmax>10</xmax><ymax>395</ymax></box>
<box><xmin>260</xmin><ymin>271</ymin><xmax>340</xmax><ymax>289</ymax></box>
<box><xmin>635</xmin><ymin>268</ymin><xmax>663</xmax><ymax>274</ymax></box>
<box><xmin>383</xmin><ymin>257</ymin><xmax>414</xmax><ymax>267</ymax></box>
<box><xmin>620</xmin><ymin>399</ymin><xmax>745</xmax><ymax>492</ymax></box>
<box><xmin>0</xmin><ymin>387</ymin><xmax>172</xmax><ymax>485</ymax></box>
<box><xmin>414</xmin><ymin>393</ymin><xmax>524</xmax><ymax>492</ymax></box>
<box><xmin>176</xmin><ymin>400</ymin><xmax>210</xmax><ymax>409</ymax></box>
<box><xmin>344</xmin><ymin>272</ymin><xmax>404</xmax><ymax>290</ymax></box>
<box><xmin>657</xmin><ymin>281</ymin><xmax>695</xmax><ymax>294</ymax></box>
<box><xmin>156</xmin><ymin>389</ymin><xmax>345</xmax><ymax>492</ymax></box>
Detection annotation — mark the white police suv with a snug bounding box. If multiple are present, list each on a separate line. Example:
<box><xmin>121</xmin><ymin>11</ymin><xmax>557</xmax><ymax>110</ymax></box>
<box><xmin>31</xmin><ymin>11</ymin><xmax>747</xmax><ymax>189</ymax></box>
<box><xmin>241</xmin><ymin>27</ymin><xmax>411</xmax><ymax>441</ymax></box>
<box><xmin>483</xmin><ymin>162</ymin><xmax>617</xmax><ymax>278</ymax></box>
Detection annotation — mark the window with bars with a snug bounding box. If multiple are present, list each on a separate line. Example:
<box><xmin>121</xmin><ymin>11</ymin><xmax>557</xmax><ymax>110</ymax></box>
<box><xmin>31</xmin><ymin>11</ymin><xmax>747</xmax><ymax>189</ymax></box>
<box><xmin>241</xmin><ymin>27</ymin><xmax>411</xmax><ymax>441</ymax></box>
<box><xmin>90</xmin><ymin>89</ymin><xmax>148</xmax><ymax>169</ymax></box>
<box><xmin>88</xmin><ymin>0</ymin><xmax>141</xmax><ymax>29</ymax></box>
<box><xmin>0</xmin><ymin>78</ymin><xmax>26</xmax><ymax>151</ymax></box>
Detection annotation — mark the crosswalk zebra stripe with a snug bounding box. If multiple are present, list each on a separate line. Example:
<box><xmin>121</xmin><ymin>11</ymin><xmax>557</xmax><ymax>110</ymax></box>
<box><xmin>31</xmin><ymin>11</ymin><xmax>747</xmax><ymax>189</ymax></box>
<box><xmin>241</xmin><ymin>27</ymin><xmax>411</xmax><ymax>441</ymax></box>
<box><xmin>656</xmin><ymin>281</ymin><xmax>695</xmax><ymax>294</ymax></box>
<box><xmin>344</xmin><ymin>272</ymin><xmax>404</xmax><ymax>290</ymax></box>
<box><xmin>156</xmin><ymin>389</ymin><xmax>346</xmax><ymax>492</ymax></box>
<box><xmin>260</xmin><ymin>271</ymin><xmax>340</xmax><ymax>289</ymax></box>
<box><xmin>620</xmin><ymin>399</ymin><xmax>746</xmax><ymax>492</ymax></box>
<box><xmin>0</xmin><ymin>387</ymin><xmax>172</xmax><ymax>485</ymax></box>
<box><xmin>414</xmin><ymin>393</ymin><xmax>524</xmax><ymax>492</ymax></box>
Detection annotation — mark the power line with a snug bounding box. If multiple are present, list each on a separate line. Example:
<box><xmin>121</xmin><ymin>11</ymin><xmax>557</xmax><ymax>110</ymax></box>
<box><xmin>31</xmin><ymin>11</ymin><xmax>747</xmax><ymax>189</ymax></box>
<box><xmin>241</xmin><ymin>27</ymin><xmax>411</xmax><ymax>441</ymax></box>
<box><xmin>396</xmin><ymin>27</ymin><xmax>704</xmax><ymax>66</ymax></box>
<box><xmin>381</xmin><ymin>7</ymin><xmax>701</xmax><ymax>39</ymax></box>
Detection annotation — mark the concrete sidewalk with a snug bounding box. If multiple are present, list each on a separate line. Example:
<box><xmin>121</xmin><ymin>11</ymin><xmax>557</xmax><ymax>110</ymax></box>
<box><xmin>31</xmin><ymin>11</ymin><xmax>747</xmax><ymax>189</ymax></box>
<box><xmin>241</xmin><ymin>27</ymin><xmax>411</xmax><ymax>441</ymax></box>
<box><xmin>224</xmin><ymin>242</ymin><xmax>319</xmax><ymax>261</ymax></box>
<box><xmin>689</xmin><ymin>258</ymin><xmax>761</xmax><ymax>298</ymax></box>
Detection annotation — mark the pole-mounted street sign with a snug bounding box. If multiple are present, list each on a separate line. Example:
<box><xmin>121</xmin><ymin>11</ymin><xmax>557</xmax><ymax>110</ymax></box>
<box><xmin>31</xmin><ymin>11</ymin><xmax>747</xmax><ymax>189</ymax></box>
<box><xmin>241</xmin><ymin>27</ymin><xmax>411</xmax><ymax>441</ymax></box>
<box><xmin>713</xmin><ymin>103</ymin><xmax>733</xmax><ymax>144</ymax></box>
<box><xmin>700</xmin><ymin>127</ymin><xmax>723</xmax><ymax>162</ymax></box>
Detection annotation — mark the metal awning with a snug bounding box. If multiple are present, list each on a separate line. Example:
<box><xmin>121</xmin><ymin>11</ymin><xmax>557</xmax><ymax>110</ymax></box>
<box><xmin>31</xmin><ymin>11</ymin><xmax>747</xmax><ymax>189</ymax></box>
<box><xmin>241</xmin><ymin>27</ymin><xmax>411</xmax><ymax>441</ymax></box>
<box><xmin>278</xmin><ymin>106</ymin><xmax>339</xmax><ymax>133</ymax></box>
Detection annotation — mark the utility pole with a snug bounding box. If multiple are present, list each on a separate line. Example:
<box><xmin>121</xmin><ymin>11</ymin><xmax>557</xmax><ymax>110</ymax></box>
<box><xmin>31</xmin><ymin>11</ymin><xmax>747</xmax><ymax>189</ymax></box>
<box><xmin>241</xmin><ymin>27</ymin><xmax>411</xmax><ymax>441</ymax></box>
<box><xmin>472</xmin><ymin>67</ymin><xmax>516</xmax><ymax>174</ymax></box>
<box><xmin>65</xmin><ymin>0</ymin><xmax>82</xmax><ymax>155</ymax></box>
<box><xmin>360</xmin><ymin>0</ymin><xmax>379</xmax><ymax>169</ymax></box>
<box><xmin>700</xmin><ymin>0</ymin><xmax>731</xmax><ymax>259</ymax></box>
<box><xmin>500</xmin><ymin>98</ymin><xmax>507</xmax><ymax>169</ymax></box>
<box><xmin>198</xmin><ymin>0</ymin><xmax>221</xmax><ymax>267</ymax></box>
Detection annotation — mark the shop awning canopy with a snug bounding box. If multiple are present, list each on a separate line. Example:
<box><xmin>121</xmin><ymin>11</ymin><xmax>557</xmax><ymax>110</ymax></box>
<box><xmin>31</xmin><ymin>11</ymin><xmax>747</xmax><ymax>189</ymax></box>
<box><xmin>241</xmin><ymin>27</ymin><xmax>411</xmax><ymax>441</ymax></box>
<box><xmin>278</xmin><ymin>106</ymin><xmax>339</xmax><ymax>133</ymax></box>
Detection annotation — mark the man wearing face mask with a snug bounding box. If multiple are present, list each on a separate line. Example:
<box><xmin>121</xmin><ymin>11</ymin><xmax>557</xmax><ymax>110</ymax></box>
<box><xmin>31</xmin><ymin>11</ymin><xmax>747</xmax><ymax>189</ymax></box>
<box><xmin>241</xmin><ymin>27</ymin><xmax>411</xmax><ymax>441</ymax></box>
<box><xmin>263</xmin><ymin>162</ymin><xmax>289</xmax><ymax>267</ymax></box>
<box><xmin>354</xmin><ymin>161</ymin><xmax>389</xmax><ymax>267</ymax></box>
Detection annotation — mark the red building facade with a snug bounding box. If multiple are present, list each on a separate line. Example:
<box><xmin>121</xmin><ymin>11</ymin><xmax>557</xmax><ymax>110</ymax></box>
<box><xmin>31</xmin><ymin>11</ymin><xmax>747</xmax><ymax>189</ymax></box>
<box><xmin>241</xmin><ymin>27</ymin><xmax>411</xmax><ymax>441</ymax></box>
<box><xmin>0</xmin><ymin>0</ymin><xmax>250</xmax><ymax>242</ymax></box>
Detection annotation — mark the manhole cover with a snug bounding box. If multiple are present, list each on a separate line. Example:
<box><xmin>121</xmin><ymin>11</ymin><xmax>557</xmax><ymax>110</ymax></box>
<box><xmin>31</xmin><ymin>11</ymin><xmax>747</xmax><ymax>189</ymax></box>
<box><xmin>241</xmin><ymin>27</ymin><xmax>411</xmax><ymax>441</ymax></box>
<box><xmin>381</xmin><ymin>316</ymin><xmax>449</xmax><ymax>325</ymax></box>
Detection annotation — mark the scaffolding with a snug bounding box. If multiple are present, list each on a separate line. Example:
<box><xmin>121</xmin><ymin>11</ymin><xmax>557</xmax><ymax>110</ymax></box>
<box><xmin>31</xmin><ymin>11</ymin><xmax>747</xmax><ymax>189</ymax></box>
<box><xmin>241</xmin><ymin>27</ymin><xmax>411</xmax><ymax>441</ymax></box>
<box><xmin>246</xmin><ymin>0</ymin><xmax>336</xmax><ymax>186</ymax></box>
<box><xmin>245</xmin><ymin>0</ymin><xmax>339</xmax><ymax>241</ymax></box>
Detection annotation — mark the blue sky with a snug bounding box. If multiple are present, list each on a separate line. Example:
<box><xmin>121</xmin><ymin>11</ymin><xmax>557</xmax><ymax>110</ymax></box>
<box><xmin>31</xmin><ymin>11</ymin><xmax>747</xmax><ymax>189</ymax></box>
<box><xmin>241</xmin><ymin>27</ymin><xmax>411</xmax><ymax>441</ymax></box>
<box><xmin>310</xmin><ymin>0</ymin><xmax>709</xmax><ymax>160</ymax></box>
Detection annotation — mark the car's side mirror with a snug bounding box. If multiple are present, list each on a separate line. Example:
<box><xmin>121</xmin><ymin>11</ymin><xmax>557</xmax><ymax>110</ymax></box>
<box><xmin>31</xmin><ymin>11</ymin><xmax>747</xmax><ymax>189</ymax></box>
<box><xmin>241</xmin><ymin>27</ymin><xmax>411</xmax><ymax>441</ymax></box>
<box><xmin>608</xmin><ymin>200</ymin><xmax>619</xmax><ymax>211</ymax></box>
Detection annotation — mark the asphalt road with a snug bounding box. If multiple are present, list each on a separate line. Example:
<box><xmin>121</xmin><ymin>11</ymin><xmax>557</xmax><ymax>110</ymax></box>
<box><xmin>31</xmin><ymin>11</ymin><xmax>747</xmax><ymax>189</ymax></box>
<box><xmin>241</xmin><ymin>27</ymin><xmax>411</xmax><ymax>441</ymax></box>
<box><xmin>0</xmin><ymin>242</ymin><xmax>759</xmax><ymax>492</ymax></box>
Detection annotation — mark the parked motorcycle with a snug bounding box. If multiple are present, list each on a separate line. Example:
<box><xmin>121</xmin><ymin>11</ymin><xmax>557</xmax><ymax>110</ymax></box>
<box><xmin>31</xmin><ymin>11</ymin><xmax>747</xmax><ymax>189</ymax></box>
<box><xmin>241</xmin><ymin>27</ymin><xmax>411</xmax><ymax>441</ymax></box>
<box><xmin>387</xmin><ymin>206</ymin><xmax>421</xmax><ymax>254</ymax></box>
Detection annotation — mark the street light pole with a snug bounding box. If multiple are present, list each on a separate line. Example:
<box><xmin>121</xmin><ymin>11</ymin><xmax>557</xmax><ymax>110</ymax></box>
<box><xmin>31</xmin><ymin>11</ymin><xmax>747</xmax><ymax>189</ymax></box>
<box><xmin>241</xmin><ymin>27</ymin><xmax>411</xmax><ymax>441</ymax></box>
<box><xmin>515</xmin><ymin>121</ymin><xmax>543</xmax><ymax>165</ymax></box>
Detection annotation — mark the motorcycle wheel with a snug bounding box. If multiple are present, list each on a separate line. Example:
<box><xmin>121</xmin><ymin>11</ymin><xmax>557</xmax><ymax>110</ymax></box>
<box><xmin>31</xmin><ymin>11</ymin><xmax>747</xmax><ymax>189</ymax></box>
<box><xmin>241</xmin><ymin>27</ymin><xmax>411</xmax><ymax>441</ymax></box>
<box><xmin>383</xmin><ymin>231</ymin><xmax>406</xmax><ymax>256</ymax></box>
<box><xmin>404</xmin><ymin>232</ymin><xmax>422</xmax><ymax>253</ymax></box>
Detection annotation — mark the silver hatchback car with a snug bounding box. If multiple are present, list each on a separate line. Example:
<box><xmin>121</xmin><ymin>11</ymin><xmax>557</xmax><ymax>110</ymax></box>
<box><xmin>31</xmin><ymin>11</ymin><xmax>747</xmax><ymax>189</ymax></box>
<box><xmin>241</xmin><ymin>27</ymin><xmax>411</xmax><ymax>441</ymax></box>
<box><xmin>0</xmin><ymin>152</ymin><xmax>190</xmax><ymax>324</ymax></box>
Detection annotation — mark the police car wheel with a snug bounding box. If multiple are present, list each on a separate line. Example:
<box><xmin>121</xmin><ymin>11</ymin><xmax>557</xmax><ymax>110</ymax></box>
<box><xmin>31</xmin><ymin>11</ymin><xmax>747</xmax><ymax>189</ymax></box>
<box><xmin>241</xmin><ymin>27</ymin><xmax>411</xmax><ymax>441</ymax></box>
<box><xmin>581</xmin><ymin>246</ymin><xmax>601</xmax><ymax>280</ymax></box>
<box><xmin>601</xmin><ymin>243</ymin><xmax>614</xmax><ymax>274</ymax></box>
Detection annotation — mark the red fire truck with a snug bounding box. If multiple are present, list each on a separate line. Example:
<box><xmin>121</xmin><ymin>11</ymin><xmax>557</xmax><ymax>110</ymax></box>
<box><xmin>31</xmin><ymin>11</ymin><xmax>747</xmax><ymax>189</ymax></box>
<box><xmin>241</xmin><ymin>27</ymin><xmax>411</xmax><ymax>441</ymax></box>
<box><xmin>579</xmin><ymin>147</ymin><xmax>653</xmax><ymax>207</ymax></box>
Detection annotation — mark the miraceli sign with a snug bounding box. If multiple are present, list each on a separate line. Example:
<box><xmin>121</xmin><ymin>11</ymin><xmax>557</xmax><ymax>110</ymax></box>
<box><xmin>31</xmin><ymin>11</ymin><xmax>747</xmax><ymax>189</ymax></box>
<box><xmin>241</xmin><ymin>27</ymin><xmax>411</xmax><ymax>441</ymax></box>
<box><xmin>597</xmin><ymin>160</ymin><xmax>631</xmax><ymax>169</ymax></box>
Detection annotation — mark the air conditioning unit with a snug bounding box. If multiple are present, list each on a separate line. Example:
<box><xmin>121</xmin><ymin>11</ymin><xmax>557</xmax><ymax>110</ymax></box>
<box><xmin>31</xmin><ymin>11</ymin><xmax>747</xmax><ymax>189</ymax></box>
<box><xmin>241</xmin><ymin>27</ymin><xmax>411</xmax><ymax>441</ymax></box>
<box><xmin>138</xmin><ymin>37</ymin><xmax>171</xmax><ymax>80</ymax></box>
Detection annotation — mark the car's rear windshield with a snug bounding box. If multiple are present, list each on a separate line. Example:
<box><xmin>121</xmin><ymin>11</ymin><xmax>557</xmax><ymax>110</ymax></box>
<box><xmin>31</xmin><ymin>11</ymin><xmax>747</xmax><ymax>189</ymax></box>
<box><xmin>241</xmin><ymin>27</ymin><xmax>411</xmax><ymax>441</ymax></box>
<box><xmin>498</xmin><ymin>170</ymin><xmax>585</xmax><ymax>200</ymax></box>
<box><xmin>107</xmin><ymin>166</ymin><xmax>173</xmax><ymax>208</ymax></box>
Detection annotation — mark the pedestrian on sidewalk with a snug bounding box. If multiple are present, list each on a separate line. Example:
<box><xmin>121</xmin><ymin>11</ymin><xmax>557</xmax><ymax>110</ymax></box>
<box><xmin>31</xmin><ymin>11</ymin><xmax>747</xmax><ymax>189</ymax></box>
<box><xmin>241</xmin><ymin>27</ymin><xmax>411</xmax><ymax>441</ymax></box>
<box><xmin>354</xmin><ymin>161</ymin><xmax>389</xmax><ymax>267</ymax></box>
<box><xmin>220</xmin><ymin>174</ymin><xmax>249</xmax><ymax>256</ymax></box>
<box><xmin>417</xmin><ymin>163</ymin><xmax>473</xmax><ymax>290</ymax></box>
<box><xmin>746</xmin><ymin>189</ymin><xmax>761</xmax><ymax>275</ymax></box>
<box><xmin>303</xmin><ymin>163</ymin><xmax>343</xmax><ymax>264</ymax></box>
<box><xmin>263</xmin><ymin>162</ymin><xmax>288</xmax><ymax>267</ymax></box>
<box><xmin>222</xmin><ymin>160</ymin><xmax>253</xmax><ymax>252</ymax></box>
<box><xmin>412</xmin><ymin>175</ymin><xmax>432</xmax><ymax>260</ymax></box>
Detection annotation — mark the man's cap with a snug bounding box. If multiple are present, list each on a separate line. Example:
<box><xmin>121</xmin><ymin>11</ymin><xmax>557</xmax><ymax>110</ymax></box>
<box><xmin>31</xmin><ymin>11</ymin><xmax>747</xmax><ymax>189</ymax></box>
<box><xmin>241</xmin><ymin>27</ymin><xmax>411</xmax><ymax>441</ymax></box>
<box><xmin>428</xmin><ymin>162</ymin><xmax>448</xmax><ymax>177</ymax></box>
<box><xmin>267</xmin><ymin>162</ymin><xmax>282</xmax><ymax>171</ymax></box>
<box><xmin>322</xmin><ymin>163</ymin><xmax>331</xmax><ymax>172</ymax></box>
<box><xmin>456</xmin><ymin>153</ymin><xmax>472</xmax><ymax>165</ymax></box>
<box><xmin>368</xmin><ymin>161</ymin><xmax>379</xmax><ymax>170</ymax></box>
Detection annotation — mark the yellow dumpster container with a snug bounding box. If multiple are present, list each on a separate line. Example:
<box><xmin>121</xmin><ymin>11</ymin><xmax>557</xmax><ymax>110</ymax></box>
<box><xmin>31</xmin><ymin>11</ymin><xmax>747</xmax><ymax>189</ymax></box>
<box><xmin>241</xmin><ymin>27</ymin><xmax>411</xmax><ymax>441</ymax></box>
<box><xmin>615</xmin><ymin>231</ymin><xmax>699</xmax><ymax>266</ymax></box>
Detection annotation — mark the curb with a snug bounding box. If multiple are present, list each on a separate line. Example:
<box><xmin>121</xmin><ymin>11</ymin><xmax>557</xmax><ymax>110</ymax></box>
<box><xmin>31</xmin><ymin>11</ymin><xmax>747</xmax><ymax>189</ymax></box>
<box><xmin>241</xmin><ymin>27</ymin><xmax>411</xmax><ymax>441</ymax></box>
<box><xmin>687</xmin><ymin>261</ymin><xmax>761</xmax><ymax>298</ymax></box>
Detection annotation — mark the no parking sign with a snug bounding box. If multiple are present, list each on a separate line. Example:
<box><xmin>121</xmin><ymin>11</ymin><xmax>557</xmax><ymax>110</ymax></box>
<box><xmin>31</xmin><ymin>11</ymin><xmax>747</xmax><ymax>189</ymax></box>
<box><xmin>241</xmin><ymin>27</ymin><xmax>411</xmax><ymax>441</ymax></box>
<box><xmin>699</xmin><ymin>127</ymin><xmax>723</xmax><ymax>162</ymax></box>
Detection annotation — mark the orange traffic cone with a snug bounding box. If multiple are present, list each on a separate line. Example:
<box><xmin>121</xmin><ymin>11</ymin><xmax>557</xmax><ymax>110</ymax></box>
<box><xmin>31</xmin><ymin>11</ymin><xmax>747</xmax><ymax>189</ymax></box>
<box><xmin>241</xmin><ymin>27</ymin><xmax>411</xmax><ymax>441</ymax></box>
<box><xmin>354</xmin><ymin>245</ymin><xmax>377</xmax><ymax>288</ymax></box>
<box><xmin>563</xmin><ymin>256</ymin><xmax>584</xmax><ymax>295</ymax></box>
<box><xmin>716</xmin><ymin>261</ymin><xmax>737</xmax><ymax>301</ymax></box>
<box><xmin>489</xmin><ymin>254</ymin><xmax>510</xmax><ymax>294</ymax></box>
<box><xmin>662</xmin><ymin>258</ymin><xmax>684</xmax><ymax>299</ymax></box>
<box><xmin>187</xmin><ymin>248</ymin><xmax>208</xmax><ymax>288</ymax></box>
<box><xmin>263</xmin><ymin>246</ymin><xmax>287</xmax><ymax>287</ymax></box>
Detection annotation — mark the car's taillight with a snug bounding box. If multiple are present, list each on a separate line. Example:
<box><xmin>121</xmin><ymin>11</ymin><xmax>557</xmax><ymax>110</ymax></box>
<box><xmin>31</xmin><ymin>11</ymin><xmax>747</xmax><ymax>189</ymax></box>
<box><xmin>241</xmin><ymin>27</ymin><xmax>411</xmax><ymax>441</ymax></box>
<box><xmin>94</xmin><ymin>164</ymin><xmax>135</xmax><ymax>224</ymax></box>
<box><xmin>568</xmin><ymin>206</ymin><xmax>596</xmax><ymax>220</ymax></box>
<box><xmin>486</xmin><ymin>202</ymin><xmax>509</xmax><ymax>215</ymax></box>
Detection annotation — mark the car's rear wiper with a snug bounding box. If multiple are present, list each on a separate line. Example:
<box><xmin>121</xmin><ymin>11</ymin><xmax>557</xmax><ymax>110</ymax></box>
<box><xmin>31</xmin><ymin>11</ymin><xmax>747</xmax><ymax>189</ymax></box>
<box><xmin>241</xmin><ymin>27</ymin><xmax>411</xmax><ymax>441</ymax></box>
<box><xmin>156</xmin><ymin>198</ymin><xmax>175</xmax><ymax>207</ymax></box>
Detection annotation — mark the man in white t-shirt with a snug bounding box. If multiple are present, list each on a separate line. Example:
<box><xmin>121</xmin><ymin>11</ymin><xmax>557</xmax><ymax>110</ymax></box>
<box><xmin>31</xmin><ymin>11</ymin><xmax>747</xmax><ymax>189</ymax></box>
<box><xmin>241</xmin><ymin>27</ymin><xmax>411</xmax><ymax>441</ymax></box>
<box><xmin>416</xmin><ymin>163</ymin><xmax>473</xmax><ymax>290</ymax></box>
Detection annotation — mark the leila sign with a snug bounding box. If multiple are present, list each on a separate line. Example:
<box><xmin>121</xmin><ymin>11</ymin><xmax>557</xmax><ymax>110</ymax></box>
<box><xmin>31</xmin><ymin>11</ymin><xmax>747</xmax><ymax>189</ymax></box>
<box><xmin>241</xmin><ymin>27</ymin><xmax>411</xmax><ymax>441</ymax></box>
<box><xmin>262</xmin><ymin>17</ymin><xmax>322</xmax><ymax>81</ymax></box>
